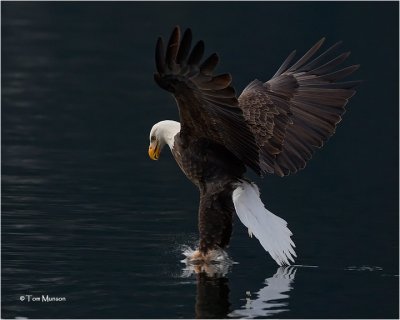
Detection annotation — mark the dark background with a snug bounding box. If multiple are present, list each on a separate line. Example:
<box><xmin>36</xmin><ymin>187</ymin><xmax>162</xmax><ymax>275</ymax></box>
<box><xmin>2</xmin><ymin>2</ymin><xmax>399</xmax><ymax>319</ymax></box>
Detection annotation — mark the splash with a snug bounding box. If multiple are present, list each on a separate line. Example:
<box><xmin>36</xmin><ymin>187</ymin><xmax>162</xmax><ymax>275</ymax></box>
<box><xmin>180</xmin><ymin>245</ymin><xmax>236</xmax><ymax>277</ymax></box>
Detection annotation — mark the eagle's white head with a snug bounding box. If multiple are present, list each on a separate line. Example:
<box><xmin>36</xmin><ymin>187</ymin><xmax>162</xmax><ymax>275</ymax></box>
<box><xmin>148</xmin><ymin>120</ymin><xmax>181</xmax><ymax>160</ymax></box>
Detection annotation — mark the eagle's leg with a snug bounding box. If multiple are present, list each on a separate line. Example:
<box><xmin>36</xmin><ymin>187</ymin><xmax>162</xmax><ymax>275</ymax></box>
<box><xmin>188</xmin><ymin>250</ymin><xmax>205</xmax><ymax>261</ymax></box>
<box><xmin>187</xmin><ymin>186</ymin><xmax>234</xmax><ymax>263</ymax></box>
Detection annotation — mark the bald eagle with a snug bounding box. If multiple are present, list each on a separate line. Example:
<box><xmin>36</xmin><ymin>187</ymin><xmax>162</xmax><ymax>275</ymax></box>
<box><xmin>148</xmin><ymin>26</ymin><xmax>359</xmax><ymax>266</ymax></box>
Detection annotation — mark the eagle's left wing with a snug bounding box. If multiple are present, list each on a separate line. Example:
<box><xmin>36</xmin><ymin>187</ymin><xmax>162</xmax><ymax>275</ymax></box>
<box><xmin>239</xmin><ymin>38</ymin><xmax>360</xmax><ymax>176</ymax></box>
<box><xmin>154</xmin><ymin>26</ymin><xmax>262</xmax><ymax>175</ymax></box>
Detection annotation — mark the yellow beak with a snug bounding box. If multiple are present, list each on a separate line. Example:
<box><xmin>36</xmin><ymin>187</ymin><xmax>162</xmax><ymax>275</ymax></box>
<box><xmin>148</xmin><ymin>142</ymin><xmax>160</xmax><ymax>160</ymax></box>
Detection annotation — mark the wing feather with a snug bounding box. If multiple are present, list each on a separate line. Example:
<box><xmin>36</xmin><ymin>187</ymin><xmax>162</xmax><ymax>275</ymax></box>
<box><xmin>166</xmin><ymin>26</ymin><xmax>180</xmax><ymax>70</ymax></box>
<box><xmin>310</xmin><ymin>51</ymin><xmax>351</xmax><ymax>75</ymax></box>
<box><xmin>200</xmin><ymin>53</ymin><xmax>219</xmax><ymax>75</ymax></box>
<box><xmin>176</xmin><ymin>28</ymin><xmax>192</xmax><ymax>64</ymax></box>
<box><xmin>239</xmin><ymin>38</ymin><xmax>360</xmax><ymax>176</ymax></box>
<box><xmin>297</xmin><ymin>41</ymin><xmax>343</xmax><ymax>72</ymax></box>
<box><xmin>187</xmin><ymin>40</ymin><xmax>205</xmax><ymax>66</ymax></box>
<box><xmin>287</xmin><ymin>37</ymin><xmax>325</xmax><ymax>72</ymax></box>
<box><xmin>155</xmin><ymin>37</ymin><xmax>166</xmax><ymax>74</ymax></box>
<box><xmin>272</xmin><ymin>50</ymin><xmax>296</xmax><ymax>78</ymax></box>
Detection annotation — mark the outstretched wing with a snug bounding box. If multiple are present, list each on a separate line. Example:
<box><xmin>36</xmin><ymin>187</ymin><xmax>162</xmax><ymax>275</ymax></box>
<box><xmin>239</xmin><ymin>38</ymin><xmax>360</xmax><ymax>176</ymax></box>
<box><xmin>154</xmin><ymin>26</ymin><xmax>261</xmax><ymax>174</ymax></box>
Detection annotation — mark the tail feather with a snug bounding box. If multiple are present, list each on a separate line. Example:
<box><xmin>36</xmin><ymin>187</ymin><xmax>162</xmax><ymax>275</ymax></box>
<box><xmin>232</xmin><ymin>180</ymin><xmax>296</xmax><ymax>266</ymax></box>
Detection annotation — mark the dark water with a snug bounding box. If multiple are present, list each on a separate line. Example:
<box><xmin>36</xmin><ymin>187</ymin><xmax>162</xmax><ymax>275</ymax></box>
<box><xmin>1</xmin><ymin>2</ymin><xmax>399</xmax><ymax>319</ymax></box>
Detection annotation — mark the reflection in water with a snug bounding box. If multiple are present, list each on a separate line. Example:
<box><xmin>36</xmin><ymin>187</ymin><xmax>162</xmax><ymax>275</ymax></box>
<box><xmin>195</xmin><ymin>273</ymin><xmax>231</xmax><ymax>319</ymax></box>
<box><xmin>180</xmin><ymin>247</ymin><xmax>233</xmax><ymax>318</ymax></box>
<box><xmin>345</xmin><ymin>265</ymin><xmax>383</xmax><ymax>272</ymax></box>
<box><xmin>229</xmin><ymin>266</ymin><xmax>297</xmax><ymax>318</ymax></box>
<box><xmin>183</xmin><ymin>258</ymin><xmax>297</xmax><ymax>319</ymax></box>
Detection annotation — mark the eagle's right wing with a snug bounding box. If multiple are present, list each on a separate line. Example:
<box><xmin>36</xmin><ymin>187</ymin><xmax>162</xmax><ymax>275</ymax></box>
<box><xmin>239</xmin><ymin>38</ymin><xmax>360</xmax><ymax>176</ymax></box>
<box><xmin>154</xmin><ymin>26</ymin><xmax>262</xmax><ymax>175</ymax></box>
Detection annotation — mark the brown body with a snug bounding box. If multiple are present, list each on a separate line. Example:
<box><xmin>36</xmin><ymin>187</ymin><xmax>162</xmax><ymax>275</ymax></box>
<box><xmin>172</xmin><ymin>134</ymin><xmax>245</xmax><ymax>252</ymax></box>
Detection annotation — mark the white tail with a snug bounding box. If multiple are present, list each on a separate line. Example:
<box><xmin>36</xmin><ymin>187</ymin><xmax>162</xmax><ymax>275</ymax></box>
<box><xmin>232</xmin><ymin>180</ymin><xmax>296</xmax><ymax>266</ymax></box>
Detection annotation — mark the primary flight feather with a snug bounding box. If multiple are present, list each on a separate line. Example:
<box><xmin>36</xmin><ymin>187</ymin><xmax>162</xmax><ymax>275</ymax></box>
<box><xmin>148</xmin><ymin>26</ymin><xmax>359</xmax><ymax>266</ymax></box>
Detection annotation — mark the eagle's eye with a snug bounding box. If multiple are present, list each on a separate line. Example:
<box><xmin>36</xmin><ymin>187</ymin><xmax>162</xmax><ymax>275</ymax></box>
<box><xmin>151</xmin><ymin>135</ymin><xmax>156</xmax><ymax>142</ymax></box>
